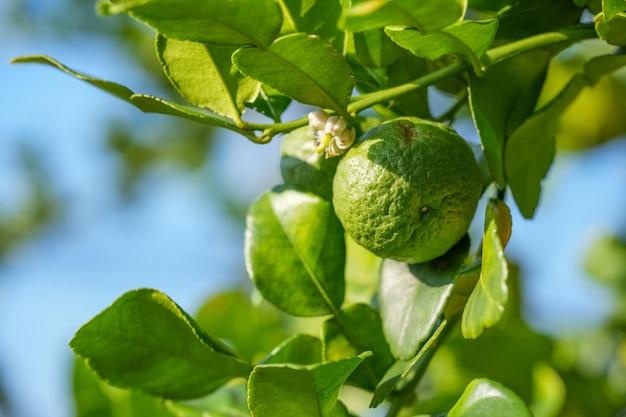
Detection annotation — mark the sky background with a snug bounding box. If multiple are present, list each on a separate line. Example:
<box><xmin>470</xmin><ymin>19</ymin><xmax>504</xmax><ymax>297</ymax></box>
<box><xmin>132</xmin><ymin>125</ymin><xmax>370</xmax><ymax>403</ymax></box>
<box><xmin>1</xmin><ymin>1</ymin><xmax>625</xmax><ymax>417</ymax></box>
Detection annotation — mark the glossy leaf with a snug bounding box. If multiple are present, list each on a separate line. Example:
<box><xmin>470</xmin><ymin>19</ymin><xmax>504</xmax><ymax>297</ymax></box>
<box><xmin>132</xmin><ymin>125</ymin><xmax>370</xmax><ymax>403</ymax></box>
<box><xmin>323</xmin><ymin>303</ymin><xmax>394</xmax><ymax>391</ymax></box>
<box><xmin>156</xmin><ymin>36</ymin><xmax>259</xmax><ymax>122</ymax></box>
<box><xmin>380</xmin><ymin>236</ymin><xmax>469</xmax><ymax>359</ymax></box>
<box><xmin>10</xmin><ymin>55</ymin><xmax>259</xmax><ymax>142</ymax></box>
<box><xmin>342</xmin><ymin>0</ymin><xmax>466</xmax><ymax>33</ymax></box>
<box><xmin>70</xmin><ymin>289</ymin><xmax>251</xmax><ymax>399</ymax></box>
<box><xmin>99</xmin><ymin>0</ymin><xmax>282</xmax><ymax>46</ymax></box>
<box><xmin>244</xmin><ymin>186</ymin><xmax>345</xmax><ymax>316</ymax></box>
<box><xmin>468</xmin><ymin>50</ymin><xmax>549</xmax><ymax>187</ymax></box>
<box><xmin>385</xmin><ymin>19</ymin><xmax>498</xmax><ymax>74</ymax></box>
<box><xmin>262</xmin><ymin>334</ymin><xmax>323</xmax><ymax>365</ymax></box>
<box><xmin>448</xmin><ymin>378</ymin><xmax>532</xmax><ymax>417</ymax></box>
<box><xmin>280</xmin><ymin>0</ymin><xmax>343</xmax><ymax>41</ymax></box>
<box><xmin>248</xmin><ymin>353</ymin><xmax>370</xmax><ymax>417</ymax></box>
<box><xmin>233</xmin><ymin>33</ymin><xmax>354</xmax><ymax>114</ymax></box>
<box><xmin>462</xmin><ymin>200</ymin><xmax>511</xmax><ymax>339</ymax></box>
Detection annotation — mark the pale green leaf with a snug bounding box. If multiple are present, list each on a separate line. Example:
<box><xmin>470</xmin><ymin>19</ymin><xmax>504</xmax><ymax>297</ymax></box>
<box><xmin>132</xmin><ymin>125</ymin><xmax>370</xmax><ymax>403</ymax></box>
<box><xmin>323</xmin><ymin>303</ymin><xmax>394</xmax><ymax>391</ymax></box>
<box><xmin>244</xmin><ymin>186</ymin><xmax>345</xmax><ymax>316</ymax></box>
<box><xmin>70</xmin><ymin>289</ymin><xmax>251</xmax><ymax>399</ymax></box>
<box><xmin>233</xmin><ymin>33</ymin><xmax>354</xmax><ymax>114</ymax></box>
<box><xmin>10</xmin><ymin>55</ymin><xmax>259</xmax><ymax>142</ymax></box>
<box><xmin>248</xmin><ymin>353</ymin><xmax>370</xmax><ymax>417</ymax></box>
<box><xmin>156</xmin><ymin>35</ymin><xmax>259</xmax><ymax>122</ymax></box>
<box><xmin>462</xmin><ymin>200</ymin><xmax>511</xmax><ymax>339</ymax></box>
<box><xmin>99</xmin><ymin>0</ymin><xmax>282</xmax><ymax>46</ymax></box>
<box><xmin>468</xmin><ymin>50</ymin><xmax>549</xmax><ymax>187</ymax></box>
<box><xmin>530</xmin><ymin>363</ymin><xmax>566</xmax><ymax>417</ymax></box>
<box><xmin>380</xmin><ymin>236</ymin><xmax>469</xmax><ymax>359</ymax></box>
<box><xmin>603</xmin><ymin>0</ymin><xmax>626</xmax><ymax>20</ymax></box>
<box><xmin>165</xmin><ymin>381</ymin><xmax>250</xmax><ymax>417</ymax></box>
<box><xmin>342</xmin><ymin>0</ymin><xmax>466</xmax><ymax>32</ymax></box>
<box><xmin>385</xmin><ymin>19</ymin><xmax>498</xmax><ymax>74</ymax></box>
<box><xmin>448</xmin><ymin>378</ymin><xmax>532</xmax><ymax>417</ymax></box>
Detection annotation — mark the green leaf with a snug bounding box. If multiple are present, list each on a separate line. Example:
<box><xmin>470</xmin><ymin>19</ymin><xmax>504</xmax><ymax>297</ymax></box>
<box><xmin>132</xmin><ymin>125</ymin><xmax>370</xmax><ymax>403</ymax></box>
<box><xmin>156</xmin><ymin>35</ymin><xmax>259</xmax><ymax>122</ymax></box>
<box><xmin>165</xmin><ymin>381</ymin><xmax>250</xmax><ymax>417</ymax></box>
<box><xmin>468</xmin><ymin>50</ymin><xmax>550</xmax><ymax>187</ymax></box>
<box><xmin>504</xmin><ymin>74</ymin><xmax>586</xmax><ymax>218</ymax></box>
<box><xmin>70</xmin><ymin>289</ymin><xmax>251</xmax><ymax>399</ymax></box>
<box><xmin>530</xmin><ymin>363</ymin><xmax>566</xmax><ymax>417</ymax></box>
<box><xmin>602</xmin><ymin>0</ymin><xmax>626</xmax><ymax>20</ymax></box>
<box><xmin>448</xmin><ymin>378</ymin><xmax>532</xmax><ymax>417</ymax></box>
<box><xmin>194</xmin><ymin>291</ymin><xmax>289</xmax><ymax>364</ymax></box>
<box><xmin>596</xmin><ymin>12</ymin><xmax>626</xmax><ymax>46</ymax></box>
<box><xmin>385</xmin><ymin>19</ymin><xmax>498</xmax><ymax>75</ymax></box>
<box><xmin>323</xmin><ymin>303</ymin><xmax>394</xmax><ymax>391</ymax></box>
<box><xmin>353</xmin><ymin>29</ymin><xmax>403</xmax><ymax>68</ymax></box>
<box><xmin>99</xmin><ymin>0</ymin><xmax>282</xmax><ymax>46</ymax></box>
<box><xmin>245</xmin><ymin>86</ymin><xmax>292</xmax><ymax>123</ymax></box>
<box><xmin>262</xmin><ymin>334</ymin><xmax>323</xmax><ymax>365</ymax></box>
<box><xmin>462</xmin><ymin>199</ymin><xmax>511</xmax><ymax>339</ymax></box>
<box><xmin>342</xmin><ymin>0</ymin><xmax>466</xmax><ymax>33</ymax></box>
<box><xmin>248</xmin><ymin>353</ymin><xmax>370</xmax><ymax>417</ymax></box>
<box><xmin>10</xmin><ymin>55</ymin><xmax>260</xmax><ymax>142</ymax></box>
<box><xmin>380</xmin><ymin>236</ymin><xmax>470</xmax><ymax>359</ymax></box>
<box><xmin>233</xmin><ymin>33</ymin><xmax>354</xmax><ymax>115</ymax></box>
<box><xmin>244</xmin><ymin>186</ymin><xmax>345</xmax><ymax>316</ymax></box>
<box><xmin>280</xmin><ymin>0</ymin><xmax>343</xmax><ymax>41</ymax></box>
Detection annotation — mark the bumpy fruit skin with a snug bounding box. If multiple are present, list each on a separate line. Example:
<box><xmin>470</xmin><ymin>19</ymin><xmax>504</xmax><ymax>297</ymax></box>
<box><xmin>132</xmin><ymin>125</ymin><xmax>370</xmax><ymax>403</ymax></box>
<box><xmin>332</xmin><ymin>118</ymin><xmax>481</xmax><ymax>264</ymax></box>
<box><xmin>280</xmin><ymin>126</ymin><xmax>340</xmax><ymax>201</ymax></box>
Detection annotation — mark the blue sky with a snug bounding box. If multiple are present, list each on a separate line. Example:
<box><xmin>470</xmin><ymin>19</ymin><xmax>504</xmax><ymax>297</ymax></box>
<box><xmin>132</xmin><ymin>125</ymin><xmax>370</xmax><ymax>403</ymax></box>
<box><xmin>1</xmin><ymin>3</ymin><xmax>626</xmax><ymax>417</ymax></box>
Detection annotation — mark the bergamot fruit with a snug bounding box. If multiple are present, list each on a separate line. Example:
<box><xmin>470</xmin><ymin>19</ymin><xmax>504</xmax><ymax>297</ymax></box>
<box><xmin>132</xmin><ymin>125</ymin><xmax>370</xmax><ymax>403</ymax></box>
<box><xmin>332</xmin><ymin>118</ymin><xmax>481</xmax><ymax>264</ymax></box>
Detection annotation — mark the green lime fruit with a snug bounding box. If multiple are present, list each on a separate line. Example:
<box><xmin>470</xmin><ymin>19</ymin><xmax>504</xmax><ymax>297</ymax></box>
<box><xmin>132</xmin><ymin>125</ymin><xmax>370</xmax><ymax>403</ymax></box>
<box><xmin>280</xmin><ymin>126</ymin><xmax>340</xmax><ymax>201</ymax></box>
<box><xmin>332</xmin><ymin>118</ymin><xmax>482</xmax><ymax>264</ymax></box>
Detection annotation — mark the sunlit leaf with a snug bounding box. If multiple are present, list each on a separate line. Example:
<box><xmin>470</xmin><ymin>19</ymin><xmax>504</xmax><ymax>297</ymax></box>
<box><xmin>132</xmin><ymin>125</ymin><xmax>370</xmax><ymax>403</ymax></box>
<box><xmin>165</xmin><ymin>381</ymin><xmax>250</xmax><ymax>417</ymax></box>
<box><xmin>244</xmin><ymin>186</ymin><xmax>345</xmax><ymax>316</ymax></box>
<box><xmin>248</xmin><ymin>353</ymin><xmax>370</xmax><ymax>417</ymax></box>
<box><xmin>385</xmin><ymin>19</ymin><xmax>498</xmax><ymax>75</ymax></box>
<box><xmin>380</xmin><ymin>236</ymin><xmax>469</xmax><ymax>359</ymax></box>
<box><xmin>245</xmin><ymin>86</ymin><xmax>291</xmax><ymax>123</ymax></box>
<box><xmin>99</xmin><ymin>0</ymin><xmax>283</xmax><ymax>46</ymax></box>
<box><xmin>280</xmin><ymin>0</ymin><xmax>343</xmax><ymax>41</ymax></box>
<box><xmin>448</xmin><ymin>378</ymin><xmax>532</xmax><ymax>417</ymax></box>
<box><xmin>323</xmin><ymin>303</ymin><xmax>394</xmax><ymax>391</ymax></box>
<box><xmin>462</xmin><ymin>200</ymin><xmax>511</xmax><ymax>339</ymax></box>
<box><xmin>10</xmin><ymin>55</ymin><xmax>259</xmax><ymax>142</ymax></box>
<box><xmin>156</xmin><ymin>35</ymin><xmax>259</xmax><ymax>122</ymax></box>
<box><xmin>468</xmin><ymin>50</ymin><xmax>549</xmax><ymax>187</ymax></box>
<box><xmin>342</xmin><ymin>0</ymin><xmax>466</xmax><ymax>32</ymax></box>
<box><xmin>233</xmin><ymin>33</ymin><xmax>354</xmax><ymax>114</ymax></box>
<box><xmin>603</xmin><ymin>0</ymin><xmax>626</xmax><ymax>20</ymax></box>
<box><xmin>70</xmin><ymin>289</ymin><xmax>251</xmax><ymax>399</ymax></box>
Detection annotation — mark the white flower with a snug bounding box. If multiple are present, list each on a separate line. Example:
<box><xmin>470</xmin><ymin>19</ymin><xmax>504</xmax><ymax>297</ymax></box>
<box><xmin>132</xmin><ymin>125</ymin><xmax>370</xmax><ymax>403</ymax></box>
<box><xmin>307</xmin><ymin>111</ymin><xmax>355</xmax><ymax>158</ymax></box>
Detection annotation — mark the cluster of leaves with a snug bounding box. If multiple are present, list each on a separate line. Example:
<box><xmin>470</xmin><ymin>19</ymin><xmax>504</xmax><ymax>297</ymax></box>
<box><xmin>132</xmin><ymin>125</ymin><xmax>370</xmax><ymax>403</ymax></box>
<box><xmin>12</xmin><ymin>0</ymin><xmax>626</xmax><ymax>416</ymax></box>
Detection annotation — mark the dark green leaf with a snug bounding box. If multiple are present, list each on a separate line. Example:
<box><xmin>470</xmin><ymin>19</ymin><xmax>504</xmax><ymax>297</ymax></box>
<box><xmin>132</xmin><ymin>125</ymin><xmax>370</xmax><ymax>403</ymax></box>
<box><xmin>353</xmin><ymin>29</ymin><xmax>403</xmax><ymax>68</ymax></box>
<box><xmin>233</xmin><ymin>33</ymin><xmax>354</xmax><ymax>114</ymax></box>
<box><xmin>281</xmin><ymin>0</ymin><xmax>343</xmax><ymax>41</ymax></box>
<box><xmin>248</xmin><ymin>353</ymin><xmax>370</xmax><ymax>417</ymax></box>
<box><xmin>156</xmin><ymin>35</ymin><xmax>259</xmax><ymax>122</ymax></box>
<box><xmin>504</xmin><ymin>74</ymin><xmax>586</xmax><ymax>218</ymax></box>
<box><xmin>323</xmin><ymin>304</ymin><xmax>394</xmax><ymax>391</ymax></box>
<box><xmin>245</xmin><ymin>86</ymin><xmax>292</xmax><ymax>123</ymax></box>
<box><xmin>342</xmin><ymin>0</ymin><xmax>466</xmax><ymax>32</ymax></box>
<box><xmin>596</xmin><ymin>12</ymin><xmax>626</xmax><ymax>46</ymax></box>
<box><xmin>244</xmin><ymin>186</ymin><xmax>345</xmax><ymax>316</ymax></box>
<box><xmin>448</xmin><ymin>378</ymin><xmax>532</xmax><ymax>417</ymax></box>
<box><xmin>10</xmin><ymin>55</ymin><xmax>259</xmax><ymax>142</ymax></box>
<box><xmin>494</xmin><ymin>0</ymin><xmax>582</xmax><ymax>41</ymax></box>
<box><xmin>468</xmin><ymin>50</ymin><xmax>549</xmax><ymax>187</ymax></box>
<box><xmin>262</xmin><ymin>334</ymin><xmax>323</xmax><ymax>365</ymax></box>
<box><xmin>70</xmin><ymin>289</ymin><xmax>251</xmax><ymax>399</ymax></box>
<box><xmin>99</xmin><ymin>0</ymin><xmax>282</xmax><ymax>46</ymax></box>
<box><xmin>385</xmin><ymin>19</ymin><xmax>498</xmax><ymax>75</ymax></box>
<box><xmin>380</xmin><ymin>236</ymin><xmax>470</xmax><ymax>359</ymax></box>
<box><xmin>462</xmin><ymin>199</ymin><xmax>511</xmax><ymax>339</ymax></box>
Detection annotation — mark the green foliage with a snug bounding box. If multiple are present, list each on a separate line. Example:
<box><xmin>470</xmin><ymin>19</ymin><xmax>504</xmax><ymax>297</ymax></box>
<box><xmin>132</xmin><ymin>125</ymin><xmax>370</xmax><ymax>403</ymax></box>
<box><xmin>11</xmin><ymin>0</ymin><xmax>626</xmax><ymax>415</ymax></box>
